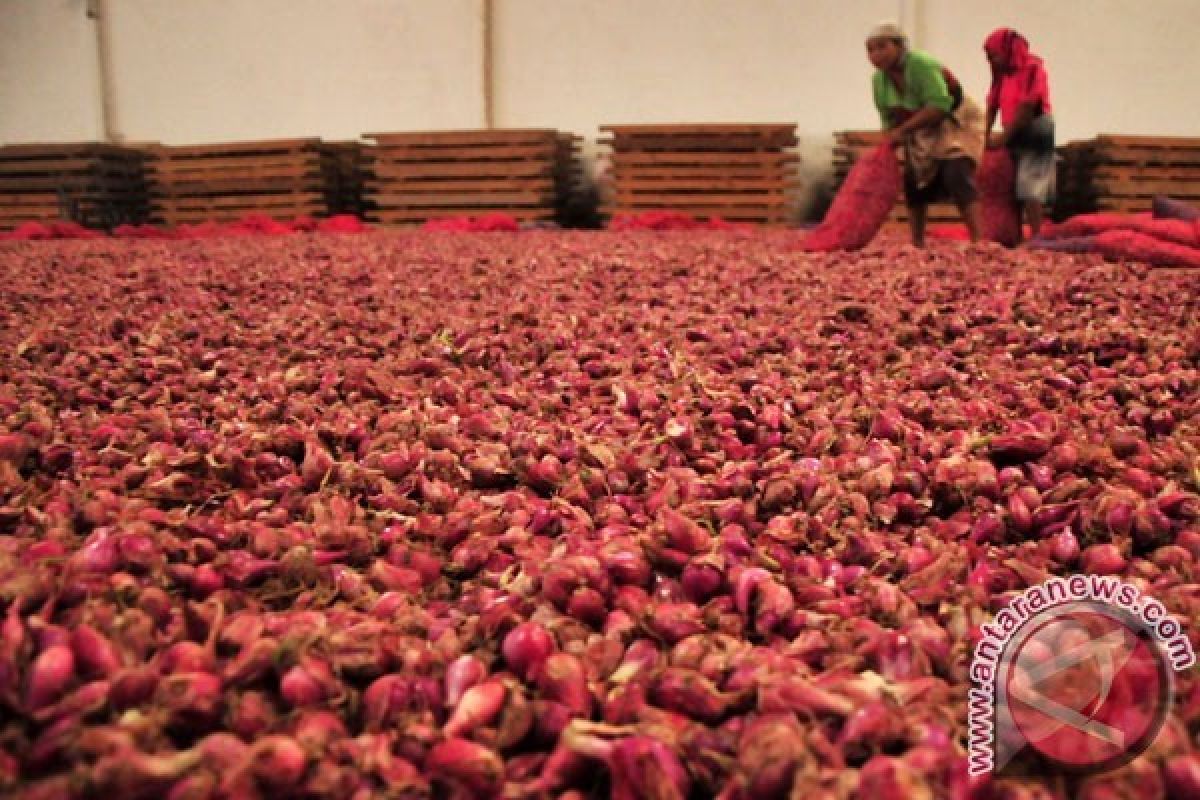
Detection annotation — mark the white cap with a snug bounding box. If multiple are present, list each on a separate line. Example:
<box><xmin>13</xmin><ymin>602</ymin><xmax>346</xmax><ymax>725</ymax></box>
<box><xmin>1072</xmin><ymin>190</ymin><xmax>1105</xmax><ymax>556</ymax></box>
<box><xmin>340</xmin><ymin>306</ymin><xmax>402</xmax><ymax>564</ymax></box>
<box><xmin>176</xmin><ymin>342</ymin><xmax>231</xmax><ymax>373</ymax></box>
<box><xmin>866</xmin><ymin>21</ymin><xmax>907</xmax><ymax>45</ymax></box>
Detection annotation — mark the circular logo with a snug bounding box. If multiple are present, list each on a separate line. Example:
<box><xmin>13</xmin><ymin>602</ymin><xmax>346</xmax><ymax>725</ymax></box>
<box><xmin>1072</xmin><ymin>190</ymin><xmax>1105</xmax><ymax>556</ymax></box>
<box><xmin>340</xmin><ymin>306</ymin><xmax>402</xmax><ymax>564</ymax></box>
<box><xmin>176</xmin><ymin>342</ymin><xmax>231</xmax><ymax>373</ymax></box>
<box><xmin>998</xmin><ymin>601</ymin><xmax>1172</xmax><ymax>774</ymax></box>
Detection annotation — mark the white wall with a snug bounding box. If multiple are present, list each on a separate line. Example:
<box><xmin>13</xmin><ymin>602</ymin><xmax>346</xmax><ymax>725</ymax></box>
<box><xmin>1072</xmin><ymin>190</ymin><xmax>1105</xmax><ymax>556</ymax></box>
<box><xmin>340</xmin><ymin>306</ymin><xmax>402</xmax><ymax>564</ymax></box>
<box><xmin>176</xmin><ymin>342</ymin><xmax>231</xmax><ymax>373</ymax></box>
<box><xmin>921</xmin><ymin>0</ymin><xmax>1200</xmax><ymax>142</ymax></box>
<box><xmin>2</xmin><ymin>1</ymin><xmax>1199</xmax><ymax>217</ymax></box>
<box><xmin>0</xmin><ymin>0</ymin><xmax>102</xmax><ymax>142</ymax></box>
<box><xmin>107</xmin><ymin>0</ymin><xmax>484</xmax><ymax>144</ymax></box>
<box><xmin>492</xmin><ymin>0</ymin><xmax>898</xmax><ymax>216</ymax></box>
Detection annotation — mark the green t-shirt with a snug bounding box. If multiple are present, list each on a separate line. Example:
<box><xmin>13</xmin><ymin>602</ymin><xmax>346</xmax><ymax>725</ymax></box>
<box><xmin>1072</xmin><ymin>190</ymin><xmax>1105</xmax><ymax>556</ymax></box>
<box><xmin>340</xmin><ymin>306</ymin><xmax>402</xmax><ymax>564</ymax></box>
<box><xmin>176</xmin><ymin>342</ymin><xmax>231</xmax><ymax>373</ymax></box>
<box><xmin>872</xmin><ymin>49</ymin><xmax>955</xmax><ymax>129</ymax></box>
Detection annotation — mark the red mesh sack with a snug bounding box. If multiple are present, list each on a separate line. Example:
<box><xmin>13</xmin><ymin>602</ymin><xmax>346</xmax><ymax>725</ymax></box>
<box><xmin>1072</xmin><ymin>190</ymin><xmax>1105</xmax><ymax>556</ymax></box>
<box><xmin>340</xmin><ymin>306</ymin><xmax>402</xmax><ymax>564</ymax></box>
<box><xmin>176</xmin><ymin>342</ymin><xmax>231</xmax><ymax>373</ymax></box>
<box><xmin>610</xmin><ymin>211</ymin><xmax>702</xmax><ymax>231</ymax></box>
<box><xmin>928</xmin><ymin>224</ymin><xmax>972</xmax><ymax>241</ymax></box>
<box><xmin>173</xmin><ymin>222</ymin><xmax>224</xmax><ymax>239</ymax></box>
<box><xmin>803</xmin><ymin>142</ymin><xmax>900</xmax><ymax>251</ymax></box>
<box><xmin>49</xmin><ymin>221</ymin><xmax>103</xmax><ymax>239</ymax></box>
<box><xmin>113</xmin><ymin>224</ymin><xmax>170</xmax><ymax>239</ymax></box>
<box><xmin>232</xmin><ymin>214</ymin><xmax>292</xmax><ymax>235</ymax></box>
<box><xmin>422</xmin><ymin>214</ymin><xmax>519</xmax><ymax>232</ymax></box>
<box><xmin>422</xmin><ymin>217</ymin><xmax>474</xmax><ymax>232</ymax></box>
<box><xmin>703</xmin><ymin>217</ymin><xmax>754</xmax><ymax>233</ymax></box>
<box><xmin>1041</xmin><ymin>212</ymin><xmax>1199</xmax><ymax>247</ymax></box>
<box><xmin>1152</xmin><ymin>195</ymin><xmax>1200</xmax><ymax>221</ymax></box>
<box><xmin>470</xmin><ymin>213</ymin><xmax>520</xmax><ymax>232</ymax></box>
<box><xmin>1129</xmin><ymin>217</ymin><xmax>1200</xmax><ymax>247</ymax></box>
<box><xmin>1094</xmin><ymin>230</ymin><xmax>1200</xmax><ymax>268</ymax></box>
<box><xmin>317</xmin><ymin>214</ymin><xmax>370</xmax><ymax>234</ymax></box>
<box><xmin>978</xmin><ymin>149</ymin><xmax>1020</xmax><ymax>246</ymax></box>
<box><xmin>1040</xmin><ymin>212</ymin><xmax>1150</xmax><ymax>239</ymax></box>
<box><xmin>7</xmin><ymin>222</ymin><xmax>55</xmax><ymax>240</ymax></box>
<box><xmin>289</xmin><ymin>215</ymin><xmax>319</xmax><ymax>232</ymax></box>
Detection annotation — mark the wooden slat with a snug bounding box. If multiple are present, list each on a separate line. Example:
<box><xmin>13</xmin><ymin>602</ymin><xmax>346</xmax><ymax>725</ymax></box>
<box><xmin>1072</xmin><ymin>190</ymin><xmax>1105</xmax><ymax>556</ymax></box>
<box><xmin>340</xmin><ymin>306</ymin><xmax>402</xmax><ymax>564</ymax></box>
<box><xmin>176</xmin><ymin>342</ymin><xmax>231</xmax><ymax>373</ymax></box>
<box><xmin>151</xmin><ymin>171</ymin><xmax>322</xmax><ymax>187</ymax></box>
<box><xmin>0</xmin><ymin>205</ymin><xmax>63</xmax><ymax>216</ymax></box>
<box><xmin>150</xmin><ymin>138</ymin><xmax>320</xmax><ymax>158</ymax></box>
<box><xmin>611</xmin><ymin>151</ymin><xmax>797</xmax><ymax>166</ymax></box>
<box><xmin>1094</xmin><ymin>135</ymin><xmax>1200</xmax><ymax>149</ymax></box>
<box><xmin>366</xmin><ymin>143</ymin><xmax>557</xmax><ymax>162</ymax></box>
<box><xmin>1092</xmin><ymin>179</ymin><xmax>1200</xmax><ymax>196</ymax></box>
<box><xmin>153</xmin><ymin>203</ymin><xmax>321</xmax><ymax>214</ymax></box>
<box><xmin>836</xmin><ymin>131</ymin><xmax>885</xmax><ymax>143</ymax></box>
<box><xmin>0</xmin><ymin>193</ymin><xmax>63</xmax><ymax>206</ymax></box>
<box><xmin>370</xmin><ymin>190</ymin><xmax>552</xmax><ymax>207</ymax></box>
<box><xmin>603</xmin><ymin>206</ymin><xmax>789</xmax><ymax>223</ymax></box>
<box><xmin>612</xmin><ymin>169</ymin><xmax>798</xmax><ymax>183</ymax></box>
<box><xmin>155</xmin><ymin>208</ymin><xmax>323</xmax><ymax>219</ymax></box>
<box><xmin>152</xmin><ymin>196</ymin><xmax>323</xmax><ymax>211</ymax></box>
<box><xmin>365</xmin><ymin>129</ymin><xmax>557</xmax><ymax>146</ymax></box>
<box><xmin>154</xmin><ymin>212</ymin><xmax>320</xmax><ymax>225</ymax></box>
<box><xmin>1094</xmin><ymin>201</ymin><xmax>1152</xmax><ymax>213</ymax></box>
<box><xmin>610</xmin><ymin>178</ymin><xmax>791</xmax><ymax>191</ymax></box>
<box><xmin>603</xmin><ymin>136</ymin><xmax>797</xmax><ymax>152</ymax></box>
<box><xmin>611</xmin><ymin>190</ymin><xmax>787</xmax><ymax>203</ymax></box>
<box><xmin>366</xmin><ymin>161</ymin><xmax>553</xmax><ymax>179</ymax></box>
<box><xmin>151</xmin><ymin>192</ymin><xmax>323</xmax><ymax>206</ymax></box>
<box><xmin>149</xmin><ymin>156</ymin><xmax>319</xmax><ymax>175</ymax></box>
<box><xmin>367</xmin><ymin>208</ymin><xmax>553</xmax><ymax>223</ymax></box>
<box><xmin>600</xmin><ymin>123</ymin><xmax>795</xmax><ymax>135</ymax></box>
<box><xmin>0</xmin><ymin>158</ymin><xmax>142</xmax><ymax>176</ymax></box>
<box><xmin>0</xmin><ymin>176</ymin><xmax>135</xmax><ymax>192</ymax></box>
<box><xmin>0</xmin><ymin>143</ymin><xmax>144</xmax><ymax>161</ymax></box>
<box><xmin>151</xmin><ymin>181</ymin><xmax>323</xmax><ymax>198</ymax></box>
<box><xmin>1093</xmin><ymin>165</ymin><xmax>1200</xmax><ymax>180</ymax></box>
<box><xmin>363</xmin><ymin>177</ymin><xmax>554</xmax><ymax>192</ymax></box>
<box><xmin>1084</xmin><ymin>149</ymin><xmax>1200</xmax><ymax>167</ymax></box>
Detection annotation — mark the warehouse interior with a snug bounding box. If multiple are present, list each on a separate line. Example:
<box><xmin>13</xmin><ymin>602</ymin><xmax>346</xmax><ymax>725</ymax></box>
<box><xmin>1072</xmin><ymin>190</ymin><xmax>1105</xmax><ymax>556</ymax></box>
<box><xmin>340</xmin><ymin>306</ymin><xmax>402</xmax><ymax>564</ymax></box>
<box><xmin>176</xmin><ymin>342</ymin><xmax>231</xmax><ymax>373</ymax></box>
<box><xmin>1</xmin><ymin>2</ymin><xmax>1199</xmax><ymax>799</ymax></box>
<box><xmin>3</xmin><ymin>0</ymin><xmax>1199</xmax><ymax>220</ymax></box>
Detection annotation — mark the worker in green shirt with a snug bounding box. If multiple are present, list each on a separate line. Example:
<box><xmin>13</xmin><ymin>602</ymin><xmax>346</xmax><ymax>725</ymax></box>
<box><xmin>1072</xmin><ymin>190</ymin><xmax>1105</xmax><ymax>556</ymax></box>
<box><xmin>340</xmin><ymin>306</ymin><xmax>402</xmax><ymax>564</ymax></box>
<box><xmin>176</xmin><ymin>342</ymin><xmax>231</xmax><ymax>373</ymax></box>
<box><xmin>866</xmin><ymin>22</ymin><xmax>986</xmax><ymax>247</ymax></box>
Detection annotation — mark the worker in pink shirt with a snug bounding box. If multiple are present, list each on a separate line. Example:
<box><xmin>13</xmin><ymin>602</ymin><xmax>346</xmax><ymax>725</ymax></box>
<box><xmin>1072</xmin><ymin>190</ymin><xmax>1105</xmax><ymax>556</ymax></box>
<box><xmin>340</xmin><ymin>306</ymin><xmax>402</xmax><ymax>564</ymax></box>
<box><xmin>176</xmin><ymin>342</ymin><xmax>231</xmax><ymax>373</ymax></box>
<box><xmin>985</xmin><ymin>28</ymin><xmax>1056</xmax><ymax>239</ymax></box>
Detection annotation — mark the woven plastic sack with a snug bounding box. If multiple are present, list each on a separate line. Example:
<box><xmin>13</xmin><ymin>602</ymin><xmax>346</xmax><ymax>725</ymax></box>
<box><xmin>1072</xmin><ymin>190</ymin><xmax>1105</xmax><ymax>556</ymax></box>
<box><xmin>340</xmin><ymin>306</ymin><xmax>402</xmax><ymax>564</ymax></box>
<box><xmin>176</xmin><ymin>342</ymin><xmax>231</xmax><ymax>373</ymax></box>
<box><xmin>803</xmin><ymin>142</ymin><xmax>900</xmax><ymax>251</ymax></box>
<box><xmin>317</xmin><ymin>214</ymin><xmax>370</xmax><ymax>234</ymax></box>
<box><xmin>1040</xmin><ymin>212</ymin><xmax>1150</xmax><ymax>239</ymax></box>
<box><xmin>422</xmin><ymin>217</ymin><xmax>475</xmax><ymax>232</ymax></box>
<box><xmin>232</xmin><ymin>214</ymin><xmax>293</xmax><ymax>236</ymax></box>
<box><xmin>3</xmin><ymin>221</ymin><xmax>103</xmax><ymax>240</ymax></box>
<box><xmin>1</xmin><ymin>222</ymin><xmax>54</xmax><ymax>240</ymax></box>
<box><xmin>1094</xmin><ymin>229</ymin><xmax>1200</xmax><ymax>268</ymax></box>
<box><xmin>1152</xmin><ymin>195</ymin><xmax>1200</xmax><ymax>221</ymax></box>
<box><xmin>1129</xmin><ymin>217</ymin><xmax>1200</xmax><ymax>247</ymax></box>
<box><xmin>978</xmin><ymin>149</ymin><xmax>1020</xmax><ymax>246</ymax></box>
<box><xmin>1042</xmin><ymin>212</ymin><xmax>1198</xmax><ymax>248</ymax></box>
<box><xmin>113</xmin><ymin>224</ymin><xmax>170</xmax><ymax>239</ymax></box>
<box><xmin>471</xmin><ymin>212</ymin><xmax>521</xmax><ymax>232</ymax></box>
<box><xmin>610</xmin><ymin>211</ymin><xmax>701</xmax><ymax>231</ymax></box>
<box><xmin>928</xmin><ymin>224</ymin><xmax>972</xmax><ymax>241</ymax></box>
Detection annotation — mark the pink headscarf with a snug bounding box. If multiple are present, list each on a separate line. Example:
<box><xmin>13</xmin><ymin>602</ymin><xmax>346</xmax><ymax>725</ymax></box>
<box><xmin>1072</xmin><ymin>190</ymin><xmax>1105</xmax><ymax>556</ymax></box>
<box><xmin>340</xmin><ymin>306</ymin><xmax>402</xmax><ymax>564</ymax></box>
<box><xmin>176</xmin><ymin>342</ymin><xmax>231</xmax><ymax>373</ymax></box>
<box><xmin>984</xmin><ymin>28</ymin><xmax>1051</xmax><ymax>124</ymax></box>
<box><xmin>984</xmin><ymin>28</ymin><xmax>1035</xmax><ymax>77</ymax></box>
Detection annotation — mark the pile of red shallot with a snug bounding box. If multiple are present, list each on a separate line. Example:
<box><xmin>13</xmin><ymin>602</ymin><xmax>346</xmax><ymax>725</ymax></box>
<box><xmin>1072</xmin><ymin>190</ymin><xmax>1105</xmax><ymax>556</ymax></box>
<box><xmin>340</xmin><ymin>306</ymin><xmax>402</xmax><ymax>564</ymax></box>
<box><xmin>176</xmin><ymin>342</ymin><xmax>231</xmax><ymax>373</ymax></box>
<box><xmin>0</xmin><ymin>229</ymin><xmax>1198</xmax><ymax>799</ymax></box>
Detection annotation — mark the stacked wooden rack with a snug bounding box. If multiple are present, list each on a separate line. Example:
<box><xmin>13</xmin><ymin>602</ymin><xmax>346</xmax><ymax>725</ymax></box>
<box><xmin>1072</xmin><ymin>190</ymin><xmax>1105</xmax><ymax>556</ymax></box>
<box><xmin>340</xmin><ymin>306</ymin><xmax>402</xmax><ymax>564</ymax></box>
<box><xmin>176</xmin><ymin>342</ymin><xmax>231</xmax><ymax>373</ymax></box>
<box><xmin>145</xmin><ymin>138</ymin><xmax>326</xmax><ymax>226</ymax></box>
<box><xmin>599</xmin><ymin>124</ymin><xmax>798</xmax><ymax>225</ymax></box>
<box><xmin>0</xmin><ymin>143</ymin><xmax>148</xmax><ymax>230</ymax></box>
<box><xmin>1056</xmin><ymin>135</ymin><xmax>1200</xmax><ymax>217</ymax></box>
<box><xmin>362</xmin><ymin>129</ymin><xmax>575</xmax><ymax>225</ymax></box>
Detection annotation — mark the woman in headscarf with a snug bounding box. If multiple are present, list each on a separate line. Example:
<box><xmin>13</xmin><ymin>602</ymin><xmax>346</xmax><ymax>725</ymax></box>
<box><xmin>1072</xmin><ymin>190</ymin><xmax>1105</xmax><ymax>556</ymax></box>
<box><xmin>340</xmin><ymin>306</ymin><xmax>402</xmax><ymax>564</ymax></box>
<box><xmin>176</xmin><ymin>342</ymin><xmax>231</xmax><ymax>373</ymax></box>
<box><xmin>866</xmin><ymin>22</ymin><xmax>986</xmax><ymax>247</ymax></box>
<box><xmin>984</xmin><ymin>28</ymin><xmax>1055</xmax><ymax>238</ymax></box>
